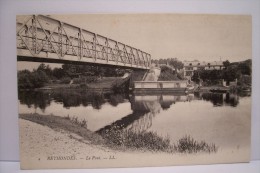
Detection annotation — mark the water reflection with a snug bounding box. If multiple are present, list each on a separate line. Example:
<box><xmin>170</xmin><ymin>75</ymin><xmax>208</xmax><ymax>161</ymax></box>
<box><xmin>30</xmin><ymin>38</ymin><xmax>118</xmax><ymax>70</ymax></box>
<box><xmin>19</xmin><ymin>90</ymin><xmax>241</xmax><ymax>114</ymax></box>
<box><xmin>194</xmin><ymin>92</ymin><xmax>239</xmax><ymax>107</ymax></box>
<box><xmin>18</xmin><ymin>90</ymin><xmax>128</xmax><ymax>112</ymax></box>
<box><xmin>97</xmin><ymin>93</ymin><xmax>193</xmax><ymax>134</ymax></box>
<box><xmin>95</xmin><ymin>92</ymin><xmax>241</xmax><ymax>137</ymax></box>
<box><xmin>19</xmin><ymin>90</ymin><xmax>244</xmax><ymax>135</ymax></box>
<box><xmin>19</xmin><ymin>89</ymin><xmax>250</xmax><ymax>153</ymax></box>
<box><xmin>19</xmin><ymin>91</ymin><xmax>51</xmax><ymax>111</ymax></box>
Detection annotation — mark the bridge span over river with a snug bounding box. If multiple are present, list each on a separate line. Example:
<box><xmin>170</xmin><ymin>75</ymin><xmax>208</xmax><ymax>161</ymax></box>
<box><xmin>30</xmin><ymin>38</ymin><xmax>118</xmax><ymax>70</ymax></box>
<box><xmin>16</xmin><ymin>15</ymin><xmax>151</xmax><ymax>70</ymax></box>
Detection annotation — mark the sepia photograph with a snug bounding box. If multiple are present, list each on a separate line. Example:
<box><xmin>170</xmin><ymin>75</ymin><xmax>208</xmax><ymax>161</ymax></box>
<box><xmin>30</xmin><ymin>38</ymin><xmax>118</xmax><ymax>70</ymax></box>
<box><xmin>16</xmin><ymin>14</ymin><xmax>252</xmax><ymax>169</ymax></box>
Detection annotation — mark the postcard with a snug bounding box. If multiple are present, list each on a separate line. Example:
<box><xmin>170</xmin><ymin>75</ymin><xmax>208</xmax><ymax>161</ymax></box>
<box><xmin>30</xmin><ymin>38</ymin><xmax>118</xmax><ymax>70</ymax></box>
<box><xmin>17</xmin><ymin>14</ymin><xmax>252</xmax><ymax>169</ymax></box>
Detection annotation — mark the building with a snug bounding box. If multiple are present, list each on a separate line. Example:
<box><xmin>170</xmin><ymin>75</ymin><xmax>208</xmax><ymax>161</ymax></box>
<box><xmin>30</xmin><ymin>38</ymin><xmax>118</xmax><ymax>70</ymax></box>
<box><xmin>183</xmin><ymin>60</ymin><xmax>224</xmax><ymax>79</ymax></box>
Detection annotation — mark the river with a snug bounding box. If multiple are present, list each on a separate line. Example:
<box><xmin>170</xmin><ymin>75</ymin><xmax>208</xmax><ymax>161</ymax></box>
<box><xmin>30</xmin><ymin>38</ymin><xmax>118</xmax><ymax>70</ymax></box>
<box><xmin>18</xmin><ymin>89</ymin><xmax>251</xmax><ymax>155</ymax></box>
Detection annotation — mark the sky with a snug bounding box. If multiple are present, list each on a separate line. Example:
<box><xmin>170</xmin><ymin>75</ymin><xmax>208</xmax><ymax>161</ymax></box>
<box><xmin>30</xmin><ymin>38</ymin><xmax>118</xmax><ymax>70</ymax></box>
<box><xmin>17</xmin><ymin>14</ymin><xmax>252</xmax><ymax>70</ymax></box>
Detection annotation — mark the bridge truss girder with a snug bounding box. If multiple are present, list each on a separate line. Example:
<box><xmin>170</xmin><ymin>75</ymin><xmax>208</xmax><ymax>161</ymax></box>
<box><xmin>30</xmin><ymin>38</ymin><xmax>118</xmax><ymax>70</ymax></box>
<box><xmin>16</xmin><ymin>15</ymin><xmax>151</xmax><ymax>70</ymax></box>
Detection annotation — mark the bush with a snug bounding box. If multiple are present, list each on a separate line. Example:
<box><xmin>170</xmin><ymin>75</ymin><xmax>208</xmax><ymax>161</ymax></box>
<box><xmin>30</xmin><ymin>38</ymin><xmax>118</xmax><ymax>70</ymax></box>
<box><xmin>79</xmin><ymin>83</ymin><xmax>88</xmax><ymax>88</ymax></box>
<box><xmin>174</xmin><ymin>135</ymin><xmax>218</xmax><ymax>153</ymax></box>
<box><xmin>73</xmin><ymin>76</ymin><xmax>98</xmax><ymax>84</ymax></box>
<box><xmin>60</xmin><ymin>77</ymin><xmax>71</xmax><ymax>84</ymax></box>
<box><xmin>72</xmin><ymin>78</ymin><xmax>83</xmax><ymax>84</ymax></box>
<box><xmin>100</xmin><ymin>127</ymin><xmax>174</xmax><ymax>152</ymax></box>
<box><xmin>18</xmin><ymin>70</ymin><xmax>49</xmax><ymax>89</ymax></box>
<box><xmin>85</xmin><ymin>76</ymin><xmax>98</xmax><ymax>83</ymax></box>
<box><xmin>238</xmin><ymin>75</ymin><xmax>251</xmax><ymax>86</ymax></box>
<box><xmin>160</xmin><ymin>65</ymin><xmax>173</xmax><ymax>73</ymax></box>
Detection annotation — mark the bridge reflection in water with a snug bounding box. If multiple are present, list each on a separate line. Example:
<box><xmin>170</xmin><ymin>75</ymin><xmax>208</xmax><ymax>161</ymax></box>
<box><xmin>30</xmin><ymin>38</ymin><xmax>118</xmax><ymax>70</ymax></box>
<box><xmin>96</xmin><ymin>92</ymin><xmax>239</xmax><ymax>135</ymax></box>
<box><xmin>19</xmin><ymin>89</ymin><xmax>247</xmax><ymax>153</ymax></box>
<box><xmin>96</xmin><ymin>93</ymin><xmax>193</xmax><ymax>134</ymax></box>
<box><xmin>18</xmin><ymin>90</ymin><xmax>240</xmax><ymax>134</ymax></box>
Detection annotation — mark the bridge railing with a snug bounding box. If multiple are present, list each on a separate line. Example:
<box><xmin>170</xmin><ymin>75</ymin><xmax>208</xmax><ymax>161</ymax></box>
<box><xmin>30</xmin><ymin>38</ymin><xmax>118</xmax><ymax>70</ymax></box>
<box><xmin>16</xmin><ymin>15</ymin><xmax>151</xmax><ymax>69</ymax></box>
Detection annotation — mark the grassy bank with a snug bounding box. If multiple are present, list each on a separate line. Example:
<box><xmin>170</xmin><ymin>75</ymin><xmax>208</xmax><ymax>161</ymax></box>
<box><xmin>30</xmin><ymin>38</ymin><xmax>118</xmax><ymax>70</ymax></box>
<box><xmin>20</xmin><ymin>113</ymin><xmax>218</xmax><ymax>154</ymax></box>
<box><xmin>19</xmin><ymin>113</ymin><xmax>104</xmax><ymax>144</ymax></box>
<box><xmin>38</xmin><ymin>77</ymin><xmax>129</xmax><ymax>93</ymax></box>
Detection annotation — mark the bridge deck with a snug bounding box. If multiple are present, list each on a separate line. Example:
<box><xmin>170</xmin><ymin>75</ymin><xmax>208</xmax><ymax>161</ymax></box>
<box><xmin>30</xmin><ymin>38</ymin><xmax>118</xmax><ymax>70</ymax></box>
<box><xmin>16</xmin><ymin>15</ymin><xmax>151</xmax><ymax>70</ymax></box>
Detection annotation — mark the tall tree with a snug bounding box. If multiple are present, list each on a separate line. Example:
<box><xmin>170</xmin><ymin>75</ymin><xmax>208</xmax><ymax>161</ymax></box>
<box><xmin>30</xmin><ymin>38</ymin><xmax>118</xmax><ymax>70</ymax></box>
<box><xmin>168</xmin><ymin>58</ymin><xmax>184</xmax><ymax>71</ymax></box>
<box><xmin>223</xmin><ymin>60</ymin><xmax>230</xmax><ymax>68</ymax></box>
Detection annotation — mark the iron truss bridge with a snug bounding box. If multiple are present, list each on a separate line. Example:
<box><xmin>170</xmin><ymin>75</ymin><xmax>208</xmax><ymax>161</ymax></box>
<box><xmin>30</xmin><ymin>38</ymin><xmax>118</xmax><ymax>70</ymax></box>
<box><xmin>16</xmin><ymin>15</ymin><xmax>151</xmax><ymax>69</ymax></box>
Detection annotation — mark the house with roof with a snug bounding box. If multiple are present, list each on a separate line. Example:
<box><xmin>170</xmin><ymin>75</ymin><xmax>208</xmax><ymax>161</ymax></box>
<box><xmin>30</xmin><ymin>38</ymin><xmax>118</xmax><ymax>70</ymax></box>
<box><xmin>183</xmin><ymin>60</ymin><xmax>224</xmax><ymax>79</ymax></box>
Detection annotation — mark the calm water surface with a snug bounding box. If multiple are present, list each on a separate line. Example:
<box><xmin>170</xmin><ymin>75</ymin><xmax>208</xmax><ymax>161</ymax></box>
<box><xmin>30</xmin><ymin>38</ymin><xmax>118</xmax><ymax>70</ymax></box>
<box><xmin>19</xmin><ymin>90</ymin><xmax>251</xmax><ymax>152</ymax></box>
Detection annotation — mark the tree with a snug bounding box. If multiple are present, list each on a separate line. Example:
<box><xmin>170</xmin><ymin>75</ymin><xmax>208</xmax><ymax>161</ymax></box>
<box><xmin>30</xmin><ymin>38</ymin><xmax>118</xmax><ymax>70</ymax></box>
<box><xmin>191</xmin><ymin>70</ymin><xmax>200</xmax><ymax>84</ymax></box>
<box><xmin>238</xmin><ymin>61</ymin><xmax>251</xmax><ymax>75</ymax></box>
<box><xmin>222</xmin><ymin>66</ymin><xmax>240</xmax><ymax>82</ymax></box>
<box><xmin>18</xmin><ymin>69</ymin><xmax>49</xmax><ymax>89</ymax></box>
<box><xmin>158</xmin><ymin>58</ymin><xmax>167</xmax><ymax>65</ymax></box>
<box><xmin>168</xmin><ymin>58</ymin><xmax>184</xmax><ymax>71</ymax></box>
<box><xmin>33</xmin><ymin>70</ymin><xmax>49</xmax><ymax>87</ymax></box>
<box><xmin>52</xmin><ymin>68</ymin><xmax>65</xmax><ymax>79</ymax></box>
<box><xmin>18</xmin><ymin>70</ymin><xmax>34</xmax><ymax>89</ymax></box>
<box><xmin>37</xmin><ymin>63</ymin><xmax>52</xmax><ymax>77</ymax></box>
<box><xmin>223</xmin><ymin>60</ymin><xmax>230</xmax><ymax>68</ymax></box>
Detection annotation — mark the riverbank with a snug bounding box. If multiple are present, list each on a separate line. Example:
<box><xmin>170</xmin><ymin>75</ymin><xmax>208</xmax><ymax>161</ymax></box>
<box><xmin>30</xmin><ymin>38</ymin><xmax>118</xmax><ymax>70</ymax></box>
<box><xmin>37</xmin><ymin>77</ymin><xmax>123</xmax><ymax>91</ymax></box>
<box><xmin>193</xmin><ymin>85</ymin><xmax>251</xmax><ymax>95</ymax></box>
<box><xmin>19</xmin><ymin>113</ymin><xmax>249</xmax><ymax>169</ymax></box>
<box><xmin>19</xmin><ymin>118</ymin><xmax>120</xmax><ymax>169</ymax></box>
<box><xmin>20</xmin><ymin>113</ymin><xmax>219</xmax><ymax>154</ymax></box>
<box><xmin>194</xmin><ymin>86</ymin><xmax>229</xmax><ymax>93</ymax></box>
<box><xmin>21</xmin><ymin>115</ymin><xmax>180</xmax><ymax>169</ymax></box>
<box><xmin>19</xmin><ymin>114</ymin><xmax>176</xmax><ymax>153</ymax></box>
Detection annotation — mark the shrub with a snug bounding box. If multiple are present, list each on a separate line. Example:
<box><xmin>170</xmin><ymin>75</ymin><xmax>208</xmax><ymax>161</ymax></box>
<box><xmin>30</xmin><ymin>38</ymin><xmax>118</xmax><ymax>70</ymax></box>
<box><xmin>174</xmin><ymin>135</ymin><xmax>218</xmax><ymax>153</ymax></box>
<box><xmin>72</xmin><ymin>78</ymin><xmax>84</xmax><ymax>84</ymax></box>
<box><xmin>100</xmin><ymin>127</ymin><xmax>174</xmax><ymax>152</ymax></box>
<box><xmin>18</xmin><ymin>70</ymin><xmax>49</xmax><ymax>89</ymax></box>
<box><xmin>60</xmin><ymin>77</ymin><xmax>71</xmax><ymax>84</ymax></box>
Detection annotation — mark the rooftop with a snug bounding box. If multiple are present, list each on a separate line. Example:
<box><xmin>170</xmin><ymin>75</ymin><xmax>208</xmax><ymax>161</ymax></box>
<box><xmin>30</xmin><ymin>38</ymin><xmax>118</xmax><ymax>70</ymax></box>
<box><xmin>183</xmin><ymin>61</ymin><xmax>223</xmax><ymax>67</ymax></box>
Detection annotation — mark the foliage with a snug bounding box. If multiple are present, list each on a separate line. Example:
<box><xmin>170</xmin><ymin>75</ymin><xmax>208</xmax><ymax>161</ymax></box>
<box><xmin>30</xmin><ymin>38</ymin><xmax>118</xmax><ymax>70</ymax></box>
<box><xmin>100</xmin><ymin>125</ymin><xmax>174</xmax><ymax>152</ymax></box>
<box><xmin>174</xmin><ymin>135</ymin><xmax>218</xmax><ymax>153</ymax></box>
<box><xmin>158</xmin><ymin>65</ymin><xmax>180</xmax><ymax>81</ymax></box>
<box><xmin>60</xmin><ymin>77</ymin><xmax>71</xmax><ymax>84</ymax></box>
<box><xmin>37</xmin><ymin>63</ymin><xmax>52</xmax><ymax>77</ymax></box>
<box><xmin>223</xmin><ymin>60</ymin><xmax>230</xmax><ymax>68</ymax></box>
<box><xmin>237</xmin><ymin>60</ymin><xmax>251</xmax><ymax>75</ymax></box>
<box><xmin>68</xmin><ymin>116</ymin><xmax>87</xmax><ymax>128</ymax></box>
<box><xmin>168</xmin><ymin>59</ymin><xmax>184</xmax><ymax>71</ymax></box>
<box><xmin>222</xmin><ymin>65</ymin><xmax>240</xmax><ymax>82</ymax></box>
<box><xmin>61</xmin><ymin>64</ymin><xmax>128</xmax><ymax>78</ymax></box>
<box><xmin>160</xmin><ymin>65</ymin><xmax>173</xmax><ymax>73</ymax></box>
<box><xmin>18</xmin><ymin>63</ymin><xmax>131</xmax><ymax>89</ymax></box>
<box><xmin>191</xmin><ymin>59</ymin><xmax>252</xmax><ymax>85</ymax></box>
<box><xmin>152</xmin><ymin>58</ymin><xmax>184</xmax><ymax>80</ymax></box>
<box><xmin>151</xmin><ymin>58</ymin><xmax>184</xmax><ymax>70</ymax></box>
<box><xmin>52</xmin><ymin>67</ymin><xmax>65</xmax><ymax>79</ymax></box>
<box><xmin>237</xmin><ymin>75</ymin><xmax>251</xmax><ymax>86</ymax></box>
<box><xmin>18</xmin><ymin>69</ymin><xmax>49</xmax><ymax>89</ymax></box>
<box><xmin>20</xmin><ymin>113</ymin><xmax>218</xmax><ymax>154</ymax></box>
<box><xmin>191</xmin><ymin>71</ymin><xmax>200</xmax><ymax>84</ymax></box>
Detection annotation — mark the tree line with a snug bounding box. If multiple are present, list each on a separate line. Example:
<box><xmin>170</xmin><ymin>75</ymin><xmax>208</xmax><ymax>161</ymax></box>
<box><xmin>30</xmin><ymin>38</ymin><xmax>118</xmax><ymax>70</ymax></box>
<box><xmin>151</xmin><ymin>58</ymin><xmax>184</xmax><ymax>71</ymax></box>
<box><xmin>18</xmin><ymin>63</ymin><xmax>129</xmax><ymax>89</ymax></box>
<box><xmin>191</xmin><ymin>59</ymin><xmax>251</xmax><ymax>86</ymax></box>
<box><xmin>18</xmin><ymin>58</ymin><xmax>184</xmax><ymax>89</ymax></box>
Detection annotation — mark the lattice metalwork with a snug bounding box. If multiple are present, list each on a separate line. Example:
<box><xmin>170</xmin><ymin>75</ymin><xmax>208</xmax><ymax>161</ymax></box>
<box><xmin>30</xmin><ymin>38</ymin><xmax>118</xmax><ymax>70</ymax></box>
<box><xmin>17</xmin><ymin>15</ymin><xmax>151</xmax><ymax>69</ymax></box>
